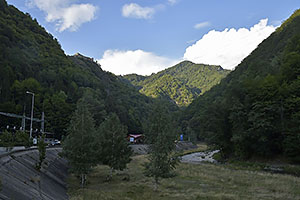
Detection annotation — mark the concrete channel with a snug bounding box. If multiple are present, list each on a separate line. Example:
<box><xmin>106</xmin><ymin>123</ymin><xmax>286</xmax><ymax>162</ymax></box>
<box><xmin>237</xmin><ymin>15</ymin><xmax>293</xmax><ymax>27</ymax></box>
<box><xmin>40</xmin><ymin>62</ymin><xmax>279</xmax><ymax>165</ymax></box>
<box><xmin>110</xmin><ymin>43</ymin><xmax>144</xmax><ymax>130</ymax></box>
<box><xmin>0</xmin><ymin>147</ymin><xmax>68</xmax><ymax>200</ymax></box>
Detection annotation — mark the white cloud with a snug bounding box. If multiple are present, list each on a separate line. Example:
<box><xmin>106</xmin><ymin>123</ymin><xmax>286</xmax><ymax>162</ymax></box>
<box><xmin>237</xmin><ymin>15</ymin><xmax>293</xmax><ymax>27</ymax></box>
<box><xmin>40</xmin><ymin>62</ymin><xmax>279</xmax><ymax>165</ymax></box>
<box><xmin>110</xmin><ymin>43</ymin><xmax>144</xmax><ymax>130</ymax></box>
<box><xmin>194</xmin><ymin>21</ymin><xmax>210</xmax><ymax>29</ymax></box>
<box><xmin>98</xmin><ymin>49</ymin><xmax>180</xmax><ymax>76</ymax></box>
<box><xmin>168</xmin><ymin>0</ymin><xmax>178</xmax><ymax>5</ymax></box>
<box><xmin>98</xmin><ymin>19</ymin><xmax>275</xmax><ymax>75</ymax></box>
<box><xmin>27</xmin><ymin>0</ymin><xmax>97</xmax><ymax>32</ymax></box>
<box><xmin>58</xmin><ymin>4</ymin><xmax>97</xmax><ymax>32</ymax></box>
<box><xmin>184</xmin><ymin>19</ymin><xmax>276</xmax><ymax>69</ymax></box>
<box><xmin>122</xmin><ymin>3</ymin><xmax>155</xmax><ymax>19</ymax></box>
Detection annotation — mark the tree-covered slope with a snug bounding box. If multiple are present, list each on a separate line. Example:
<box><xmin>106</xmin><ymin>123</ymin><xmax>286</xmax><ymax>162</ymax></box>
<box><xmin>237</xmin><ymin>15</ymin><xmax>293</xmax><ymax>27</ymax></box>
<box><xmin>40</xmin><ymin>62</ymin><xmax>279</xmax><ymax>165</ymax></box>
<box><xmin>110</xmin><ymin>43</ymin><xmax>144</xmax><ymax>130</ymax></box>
<box><xmin>0</xmin><ymin>0</ymin><xmax>158</xmax><ymax>137</ymax></box>
<box><xmin>122</xmin><ymin>61</ymin><xmax>230</xmax><ymax>106</ymax></box>
<box><xmin>68</xmin><ymin>54</ymin><xmax>158</xmax><ymax>133</ymax></box>
<box><xmin>184</xmin><ymin>9</ymin><xmax>300</xmax><ymax>162</ymax></box>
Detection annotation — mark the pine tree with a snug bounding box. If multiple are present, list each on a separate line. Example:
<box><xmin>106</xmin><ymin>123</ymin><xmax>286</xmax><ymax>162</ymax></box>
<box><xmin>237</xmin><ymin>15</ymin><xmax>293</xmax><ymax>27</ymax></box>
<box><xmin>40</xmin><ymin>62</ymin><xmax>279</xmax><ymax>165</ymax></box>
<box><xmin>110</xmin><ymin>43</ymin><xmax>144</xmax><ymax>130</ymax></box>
<box><xmin>144</xmin><ymin>102</ymin><xmax>178</xmax><ymax>190</ymax></box>
<box><xmin>97</xmin><ymin>113</ymin><xmax>132</xmax><ymax>179</ymax></box>
<box><xmin>62</xmin><ymin>100</ymin><xmax>97</xmax><ymax>187</ymax></box>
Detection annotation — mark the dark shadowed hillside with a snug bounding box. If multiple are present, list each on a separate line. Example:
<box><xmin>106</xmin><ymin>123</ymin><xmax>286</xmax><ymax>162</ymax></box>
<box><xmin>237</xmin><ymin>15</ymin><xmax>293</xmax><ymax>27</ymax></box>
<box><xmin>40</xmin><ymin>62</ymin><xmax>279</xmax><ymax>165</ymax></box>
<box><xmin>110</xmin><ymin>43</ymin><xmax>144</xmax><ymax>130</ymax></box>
<box><xmin>184</xmin><ymin>9</ymin><xmax>300</xmax><ymax>162</ymax></box>
<box><xmin>0</xmin><ymin>0</ymin><xmax>162</xmax><ymax>137</ymax></box>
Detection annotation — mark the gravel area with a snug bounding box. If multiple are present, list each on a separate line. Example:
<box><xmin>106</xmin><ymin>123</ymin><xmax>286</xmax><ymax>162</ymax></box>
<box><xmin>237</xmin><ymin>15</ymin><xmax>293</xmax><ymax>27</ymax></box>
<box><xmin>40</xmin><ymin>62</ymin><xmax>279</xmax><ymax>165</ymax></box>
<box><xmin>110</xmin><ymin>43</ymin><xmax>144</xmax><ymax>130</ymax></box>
<box><xmin>181</xmin><ymin>150</ymin><xmax>220</xmax><ymax>164</ymax></box>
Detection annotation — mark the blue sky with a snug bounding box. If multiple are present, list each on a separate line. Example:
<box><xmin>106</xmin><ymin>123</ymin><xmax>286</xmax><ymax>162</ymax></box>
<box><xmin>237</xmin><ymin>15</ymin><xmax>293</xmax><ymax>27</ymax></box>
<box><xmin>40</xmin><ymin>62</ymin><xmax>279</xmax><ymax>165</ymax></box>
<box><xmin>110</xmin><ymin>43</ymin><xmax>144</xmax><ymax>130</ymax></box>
<box><xmin>6</xmin><ymin>0</ymin><xmax>300</xmax><ymax>75</ymax></box>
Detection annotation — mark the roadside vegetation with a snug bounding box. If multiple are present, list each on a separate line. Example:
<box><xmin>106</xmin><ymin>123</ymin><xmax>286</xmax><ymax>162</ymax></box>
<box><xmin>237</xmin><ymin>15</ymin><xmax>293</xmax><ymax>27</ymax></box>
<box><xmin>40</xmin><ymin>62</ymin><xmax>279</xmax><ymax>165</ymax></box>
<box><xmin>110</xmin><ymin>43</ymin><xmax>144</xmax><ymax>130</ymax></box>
<box><xmin>35</xmin><ymin>134</ymin><xmax>46</xmax><ymax>170</ymax></box>
<box><xmin>0</xmin><ymin>130</ymin><xmax>32</xmax><ymax>149</ymax></box>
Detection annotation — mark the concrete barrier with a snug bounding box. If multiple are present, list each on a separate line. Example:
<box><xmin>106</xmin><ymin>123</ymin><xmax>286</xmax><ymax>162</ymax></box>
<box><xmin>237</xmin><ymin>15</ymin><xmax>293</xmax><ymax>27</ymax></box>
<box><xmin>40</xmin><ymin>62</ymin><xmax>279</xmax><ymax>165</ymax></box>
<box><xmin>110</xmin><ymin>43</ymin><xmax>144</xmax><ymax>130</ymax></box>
<box><xmin>0</xmin><ymin>147</ymin><xmax>68</xmax><ymax>200</ymax></box>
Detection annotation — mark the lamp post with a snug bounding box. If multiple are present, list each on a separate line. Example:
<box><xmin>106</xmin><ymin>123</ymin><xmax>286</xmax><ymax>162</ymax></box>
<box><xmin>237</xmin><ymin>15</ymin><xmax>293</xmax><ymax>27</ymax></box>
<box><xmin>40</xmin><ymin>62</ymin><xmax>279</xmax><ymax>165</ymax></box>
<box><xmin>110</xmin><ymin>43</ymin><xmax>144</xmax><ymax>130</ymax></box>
<box><xmin>26</xmin><ymin>91</ymin><xmax>35</xmax><ymax>138</ymax></box>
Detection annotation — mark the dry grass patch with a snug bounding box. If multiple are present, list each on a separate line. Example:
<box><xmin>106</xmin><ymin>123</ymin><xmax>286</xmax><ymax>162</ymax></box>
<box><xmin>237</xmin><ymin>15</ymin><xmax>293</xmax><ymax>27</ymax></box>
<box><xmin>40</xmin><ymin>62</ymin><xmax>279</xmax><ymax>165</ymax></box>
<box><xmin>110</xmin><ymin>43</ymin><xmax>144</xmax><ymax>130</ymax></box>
<box><xmin>68</xmin><ymin>155</ymin><xmax>300</xmax><ymax>200</ymax></box>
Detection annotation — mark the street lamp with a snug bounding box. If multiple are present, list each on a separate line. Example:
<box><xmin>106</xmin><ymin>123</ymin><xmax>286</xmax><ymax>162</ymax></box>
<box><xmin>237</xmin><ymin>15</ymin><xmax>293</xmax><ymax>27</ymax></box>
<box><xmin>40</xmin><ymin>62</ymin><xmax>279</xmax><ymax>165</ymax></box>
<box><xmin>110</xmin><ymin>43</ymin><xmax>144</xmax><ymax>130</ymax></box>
<box><xmin>26</xmin><ymin>91</ymin><xmax>35</xmax><ymax>138</ymax></box>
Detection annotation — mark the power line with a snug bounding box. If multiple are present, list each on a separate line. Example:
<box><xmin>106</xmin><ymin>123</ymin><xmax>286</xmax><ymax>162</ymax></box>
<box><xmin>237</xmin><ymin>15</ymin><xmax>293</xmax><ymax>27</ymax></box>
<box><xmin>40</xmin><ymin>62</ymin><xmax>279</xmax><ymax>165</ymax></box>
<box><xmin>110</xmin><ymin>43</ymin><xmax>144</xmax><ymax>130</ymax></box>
<box><xmin>0</xmin><ymin>111</ymin><xmax>44</xmax><ymax>122</ymax></box>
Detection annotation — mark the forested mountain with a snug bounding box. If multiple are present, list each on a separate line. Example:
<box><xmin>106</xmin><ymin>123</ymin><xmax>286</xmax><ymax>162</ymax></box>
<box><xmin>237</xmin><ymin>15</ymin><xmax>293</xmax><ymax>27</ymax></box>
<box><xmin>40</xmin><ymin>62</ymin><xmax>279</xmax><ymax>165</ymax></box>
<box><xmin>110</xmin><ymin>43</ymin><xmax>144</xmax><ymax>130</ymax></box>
<box><xmin>183</xmin><ymin>9</ymin><xmax>300</xmax><ymax>162</ymax></box>
<box><xmin>0</xmin><ymin>0</ymin><xmax>164</xmax><ymax>138</ymax></box>
<box><xmin>122</xmin><ymin>61</ymin><xmax>230</xmax><ymax>106</ymax></box>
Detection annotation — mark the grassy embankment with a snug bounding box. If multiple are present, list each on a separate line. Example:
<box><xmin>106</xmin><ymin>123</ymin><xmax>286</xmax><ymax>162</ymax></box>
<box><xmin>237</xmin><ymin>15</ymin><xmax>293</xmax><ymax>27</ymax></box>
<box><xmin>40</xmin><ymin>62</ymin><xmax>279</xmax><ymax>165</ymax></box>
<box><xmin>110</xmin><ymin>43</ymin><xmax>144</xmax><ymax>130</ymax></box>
<box><xmin>179</xmin><ymin>143</ymin><xmax>208</xmax><ymax>155</ymax></box>
<box><xmin>68</xmin><ymin>144</ymin><xmax>300</xmax><ymax>200</ymax></box>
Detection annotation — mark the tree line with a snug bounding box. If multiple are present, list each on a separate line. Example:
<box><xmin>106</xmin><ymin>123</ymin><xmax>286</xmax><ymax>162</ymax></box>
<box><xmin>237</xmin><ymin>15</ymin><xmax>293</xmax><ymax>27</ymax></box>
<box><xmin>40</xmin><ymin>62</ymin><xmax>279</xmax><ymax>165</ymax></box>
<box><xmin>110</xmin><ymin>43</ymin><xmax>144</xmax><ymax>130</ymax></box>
<box><xmin>62</xmin><ymin>98</ymin><xmax>179</xmax><ymax>187</ymax></box>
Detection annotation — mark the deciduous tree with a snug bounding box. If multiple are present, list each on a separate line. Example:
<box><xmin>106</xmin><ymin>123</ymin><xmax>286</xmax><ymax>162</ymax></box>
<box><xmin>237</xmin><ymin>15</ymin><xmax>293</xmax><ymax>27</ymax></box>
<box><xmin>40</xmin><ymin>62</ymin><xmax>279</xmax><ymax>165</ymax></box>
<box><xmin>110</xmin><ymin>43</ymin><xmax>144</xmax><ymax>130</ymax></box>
<box><xmin>62</xmin><ymin>100</ymin><xmax>97</xmax><ymax>187</ymax></box>
<box><xmin>97</xmin><ymin>113</ymin><xmax>132</xmax><ymax>180</ymax></box>
<box><xmin>144</xmin><ymin>102</ymin><xmax>178</xmax><ymax>190</ymax></box>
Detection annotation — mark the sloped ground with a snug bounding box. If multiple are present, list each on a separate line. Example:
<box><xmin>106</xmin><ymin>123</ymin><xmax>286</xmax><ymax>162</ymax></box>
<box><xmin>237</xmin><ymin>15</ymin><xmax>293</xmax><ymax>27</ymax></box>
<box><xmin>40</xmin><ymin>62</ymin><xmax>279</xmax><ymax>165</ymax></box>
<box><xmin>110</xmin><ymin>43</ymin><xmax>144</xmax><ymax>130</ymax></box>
<box><xmin>0</xmin><ymin>148</ymin><xmax>68</xmax><ymax>200</ymax></box>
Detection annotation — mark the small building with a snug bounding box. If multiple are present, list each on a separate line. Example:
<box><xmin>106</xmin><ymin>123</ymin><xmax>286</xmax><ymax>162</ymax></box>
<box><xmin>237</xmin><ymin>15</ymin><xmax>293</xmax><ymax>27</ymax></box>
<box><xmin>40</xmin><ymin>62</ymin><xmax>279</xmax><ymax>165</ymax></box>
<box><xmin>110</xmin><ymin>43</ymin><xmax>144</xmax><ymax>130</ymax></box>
<box><xmin>128</xmin><ymin>134</ymin><xmax>143</xmax><ymax>144</ymax></box>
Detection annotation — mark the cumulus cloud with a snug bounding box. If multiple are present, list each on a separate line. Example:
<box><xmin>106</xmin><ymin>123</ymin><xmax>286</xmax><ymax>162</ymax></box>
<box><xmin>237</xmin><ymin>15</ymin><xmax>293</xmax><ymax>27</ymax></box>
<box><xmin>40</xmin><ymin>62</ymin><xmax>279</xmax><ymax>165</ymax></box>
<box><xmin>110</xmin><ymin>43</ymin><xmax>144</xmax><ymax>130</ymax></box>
<box><xmin>122</xmin><ymin>3</ymin><xmax>155</xmax><ymax>19</ymax></box>
<box><xmin>98</xmin><ymin>49</ymin><xmax>180</xmax><ymax>76</ymax></box>
<box><xmin>27</xmin><ymin>0</ymin><xmax>97</xmax><ymax>32</ymax></box>
<box><xmin>194</xmin><ymin>21</ymin><xmax>211</xmax><ymax>29</ymax></box>
<box><xmin>184</xmin><ymin>19</ymin><xmax>276</xmax><ymax>69</ymax></box>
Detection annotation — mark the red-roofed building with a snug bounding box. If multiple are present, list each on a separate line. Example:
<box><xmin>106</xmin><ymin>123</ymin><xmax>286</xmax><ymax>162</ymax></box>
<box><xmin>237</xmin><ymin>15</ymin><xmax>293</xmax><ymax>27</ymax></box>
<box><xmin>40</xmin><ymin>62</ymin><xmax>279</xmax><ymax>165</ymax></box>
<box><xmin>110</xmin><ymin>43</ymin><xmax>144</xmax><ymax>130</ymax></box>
<box><xmin>128</xmin><ymin>134</ymin><xmax>143</xmax><ymax>144</ymax></box>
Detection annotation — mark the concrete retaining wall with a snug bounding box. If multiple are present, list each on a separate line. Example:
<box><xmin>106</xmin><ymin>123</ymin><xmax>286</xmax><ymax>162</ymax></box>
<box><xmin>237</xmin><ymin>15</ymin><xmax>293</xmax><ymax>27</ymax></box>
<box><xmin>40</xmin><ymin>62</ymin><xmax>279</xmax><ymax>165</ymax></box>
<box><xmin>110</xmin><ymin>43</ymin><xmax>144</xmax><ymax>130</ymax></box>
<box><xmin>0</xmin><ymin>148</ymin><xmax>68</xmax><ymax>200</ymax></box>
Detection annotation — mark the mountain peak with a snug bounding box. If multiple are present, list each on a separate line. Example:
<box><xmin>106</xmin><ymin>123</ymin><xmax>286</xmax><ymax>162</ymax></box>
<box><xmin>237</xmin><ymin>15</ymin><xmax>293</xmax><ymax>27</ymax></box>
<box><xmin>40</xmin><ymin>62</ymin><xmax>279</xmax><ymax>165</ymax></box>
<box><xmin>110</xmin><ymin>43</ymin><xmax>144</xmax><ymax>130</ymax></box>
<box><xmin>177</xmin><ymin>60</ymin><xmax>225</xmax><ymax>71</ymax></box>
<box><xmin>123</xmin><ymin>61</ymin><xmax>230</xmax><ymax>106</ymax></box>
<box><xmin>74</xmin><ymin>53</ymin><xmax>93</xmax><ymax>60</ymax></box>
<box><xmin>178</xmin><ymin>60</ymin><xmax>195</xmax><ymax>65</ymax></box>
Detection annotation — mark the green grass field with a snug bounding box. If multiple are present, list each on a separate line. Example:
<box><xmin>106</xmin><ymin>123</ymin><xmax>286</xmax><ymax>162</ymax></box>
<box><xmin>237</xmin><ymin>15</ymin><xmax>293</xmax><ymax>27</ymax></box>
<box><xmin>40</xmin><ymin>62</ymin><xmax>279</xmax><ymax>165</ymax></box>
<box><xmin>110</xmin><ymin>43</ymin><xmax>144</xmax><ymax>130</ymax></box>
<box><xmin>68</xmin><ymin>153</ymin><xmax>300</xmax><ymax>200</ymax></box>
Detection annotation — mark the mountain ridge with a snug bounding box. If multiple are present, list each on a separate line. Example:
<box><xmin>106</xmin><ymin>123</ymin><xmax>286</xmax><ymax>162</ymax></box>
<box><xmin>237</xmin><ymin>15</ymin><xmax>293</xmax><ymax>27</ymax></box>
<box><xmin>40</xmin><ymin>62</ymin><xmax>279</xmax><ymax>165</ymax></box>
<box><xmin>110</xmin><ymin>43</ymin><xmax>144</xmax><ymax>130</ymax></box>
<box><xmin>122</xmin><ymin>60</ymin><xmax>230</xmax><ymax>106</ymax></box>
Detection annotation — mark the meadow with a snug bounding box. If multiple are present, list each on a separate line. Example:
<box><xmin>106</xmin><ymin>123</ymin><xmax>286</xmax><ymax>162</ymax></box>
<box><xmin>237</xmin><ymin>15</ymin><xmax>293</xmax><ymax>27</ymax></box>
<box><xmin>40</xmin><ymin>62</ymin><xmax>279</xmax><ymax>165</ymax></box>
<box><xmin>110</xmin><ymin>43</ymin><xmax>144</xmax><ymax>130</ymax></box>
<box><xmin>68</xmin><ymin>152</ymin><xmax>300</xmax><ymax>200</ymax></box>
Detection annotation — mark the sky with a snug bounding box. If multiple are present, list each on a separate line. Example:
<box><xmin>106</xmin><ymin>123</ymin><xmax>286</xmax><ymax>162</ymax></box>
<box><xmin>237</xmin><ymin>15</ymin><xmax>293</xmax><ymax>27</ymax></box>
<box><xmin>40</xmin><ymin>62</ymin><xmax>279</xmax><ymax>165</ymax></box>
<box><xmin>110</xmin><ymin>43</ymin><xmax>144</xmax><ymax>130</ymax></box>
<box><xmin>6</xmin><ymin>0</ymin><xmax>300</xmax><ymax>75</ymax></box>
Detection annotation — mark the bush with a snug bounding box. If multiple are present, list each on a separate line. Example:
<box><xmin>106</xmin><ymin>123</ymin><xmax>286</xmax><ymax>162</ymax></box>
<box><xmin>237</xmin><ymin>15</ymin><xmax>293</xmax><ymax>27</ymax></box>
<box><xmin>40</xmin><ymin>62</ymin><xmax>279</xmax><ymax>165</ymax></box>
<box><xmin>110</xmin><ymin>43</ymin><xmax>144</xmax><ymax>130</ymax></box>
<box><xmin>0</xmin><ymin>130</ymin><xmax>14</xmax><ymax>149</ymax></box>
<box><xmin>15</xmin><ymin>131</ymin><xmax>32</xmax><ymax>147</ymax></box>
<box><xmin>0</xmin><ymin>130</ymin><xmax>32</xmax><ymax>148</ymax></box>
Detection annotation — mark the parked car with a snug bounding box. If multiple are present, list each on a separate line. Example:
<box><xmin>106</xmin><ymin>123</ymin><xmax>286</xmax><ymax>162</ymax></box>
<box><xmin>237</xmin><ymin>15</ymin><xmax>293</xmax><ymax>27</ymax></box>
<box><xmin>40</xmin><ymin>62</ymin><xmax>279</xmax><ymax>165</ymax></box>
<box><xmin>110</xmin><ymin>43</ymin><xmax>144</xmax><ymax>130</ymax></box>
<box><xmin>54</xmin><ymin>139</ymin><xmax>61</xmax><ymax>145</ymax></box>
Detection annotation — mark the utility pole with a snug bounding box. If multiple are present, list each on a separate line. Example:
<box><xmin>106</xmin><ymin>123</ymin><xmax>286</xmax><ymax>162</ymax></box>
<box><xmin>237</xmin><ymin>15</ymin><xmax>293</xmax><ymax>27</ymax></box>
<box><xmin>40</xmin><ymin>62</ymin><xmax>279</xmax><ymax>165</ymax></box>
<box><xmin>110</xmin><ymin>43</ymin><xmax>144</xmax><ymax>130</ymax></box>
<box><xmin>41</xmin><ymin>112</ymin><xmax>45</xmax><ymax>133</ymax></box>
<box><xmin>26</xmin><ymin>91</ymin><xmax>35</xmax><ymax>138</ymax></box>
<box><xmin>21</xmin><ymin>112</ymin><xmax>26</xmax><ymax>131</ymax></box>
<box><xmin>21</xmin><ymin>105</ymin><xmax>26</xmax><ymax>132</ymax></box>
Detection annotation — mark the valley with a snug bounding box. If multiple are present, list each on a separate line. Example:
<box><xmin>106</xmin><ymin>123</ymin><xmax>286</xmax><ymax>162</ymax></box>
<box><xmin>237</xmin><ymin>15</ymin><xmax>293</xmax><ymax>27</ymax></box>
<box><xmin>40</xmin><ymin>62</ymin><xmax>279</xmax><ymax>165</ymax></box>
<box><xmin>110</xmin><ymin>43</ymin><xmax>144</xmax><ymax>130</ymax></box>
<box><xmin>0</xmin><ymin>0</ymin><xmax>300</xmax><ymax>199</ymax></box>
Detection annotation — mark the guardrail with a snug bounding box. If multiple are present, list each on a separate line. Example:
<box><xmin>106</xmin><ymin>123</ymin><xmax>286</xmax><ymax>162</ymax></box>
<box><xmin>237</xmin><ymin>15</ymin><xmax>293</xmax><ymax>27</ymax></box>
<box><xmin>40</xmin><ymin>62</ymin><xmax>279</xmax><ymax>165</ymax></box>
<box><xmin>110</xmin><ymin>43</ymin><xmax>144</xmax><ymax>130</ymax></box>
<box><xmin>0</xmin><ymin>146</ymin><xmax>62</xmax><ymax>158</ymax></box>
